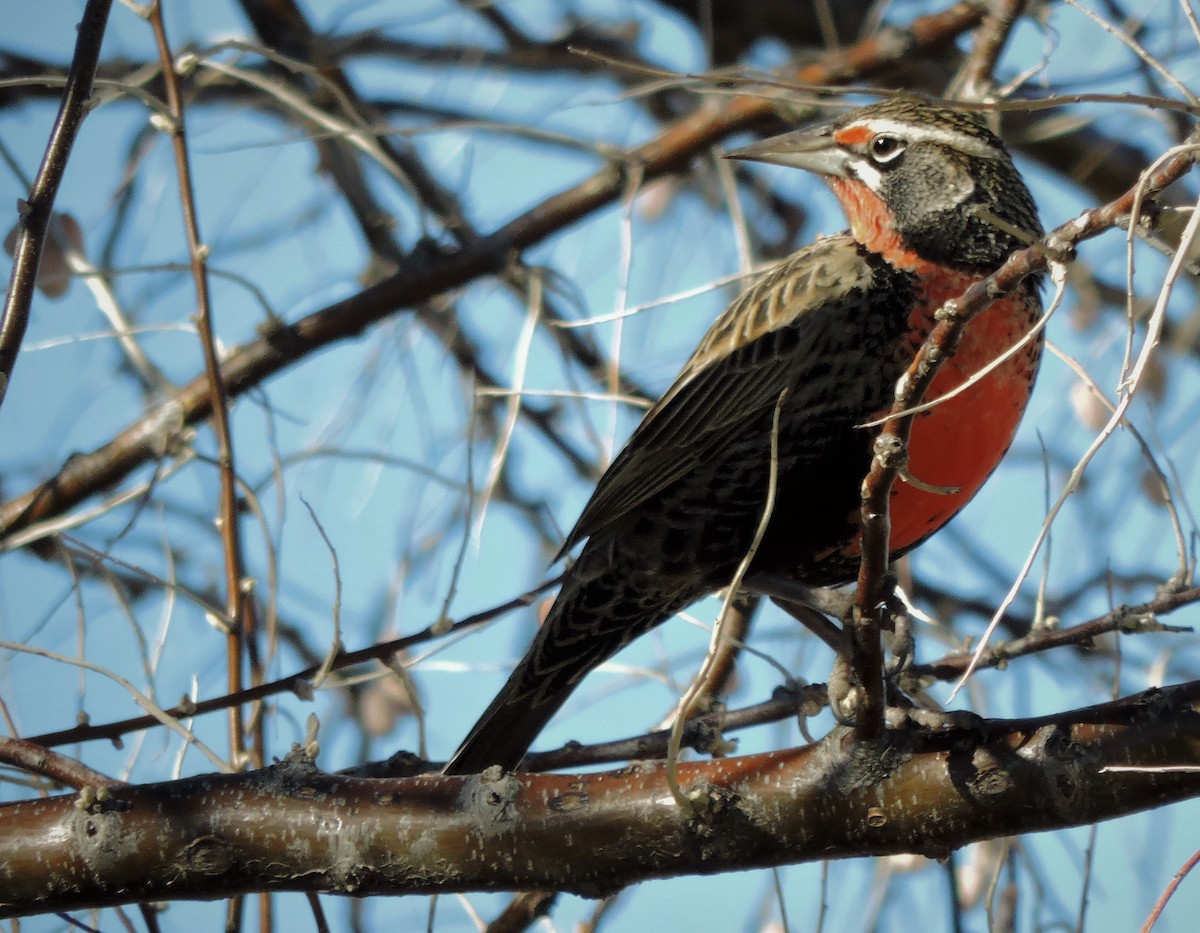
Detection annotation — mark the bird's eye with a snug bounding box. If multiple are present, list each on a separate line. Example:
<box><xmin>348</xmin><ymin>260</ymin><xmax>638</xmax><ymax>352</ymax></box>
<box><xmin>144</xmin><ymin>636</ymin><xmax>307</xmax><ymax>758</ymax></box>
<box><xmin>869</xmin><ymin>134</ymin><xmax>905</xmax><ymax>163</ymax></box>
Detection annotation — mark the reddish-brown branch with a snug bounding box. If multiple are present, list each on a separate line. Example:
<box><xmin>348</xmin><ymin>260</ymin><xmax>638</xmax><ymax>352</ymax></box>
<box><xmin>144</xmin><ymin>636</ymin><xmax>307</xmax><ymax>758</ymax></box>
<box><xmin>3</xmin><ymin>683</ymin><xmax>1200</xmax><ymax>917</ymax></box>
<box><xmin>0</xmin><ymin>737</ymin><xmax>121</xmax><ymax>789</ymax></box>
<box><xmin>1140</xmin><ymin>846</ymin><xmax>1200</xmax><ymax>933</ymax></box>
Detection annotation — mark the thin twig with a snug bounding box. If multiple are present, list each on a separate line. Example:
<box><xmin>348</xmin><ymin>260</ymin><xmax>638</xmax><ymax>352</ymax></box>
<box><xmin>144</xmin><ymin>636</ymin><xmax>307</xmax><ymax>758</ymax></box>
<box><xmin>1138</xmin><ymin>847</ymin><xmax>1200</xmax><ymax>933</ymax></box>
<box><xmin>0</xmin><ymin>638</ymin><xmax>232</xmax><ymax>772</ymax></box>
<box><xmin>909</xmin><ymin>585</ymin><xmax>1199</xmax><ymax>682</ymax></box>
<box><xmin>298</xmin><ymin>496</ymin><xmax>343</xmax><ymax>692</ymax></box>
<box><xmin>0</xmin><ymin>0</ymin><xmax>114</xmax><ymax>410</ymax></box>
<box><xmin>146</xmin><ymin>0</ymin><xmax>257</xmax><ymax>767</ymax></box>
<box><xmin>25</xmin><ymin>575</ymin><xmax>564</xmax><ymax>750</ymax></box>
<box><xmin>947</xmin><ymin>0</ymin><xmax>1031</xmax><ymax>102</ymax></box>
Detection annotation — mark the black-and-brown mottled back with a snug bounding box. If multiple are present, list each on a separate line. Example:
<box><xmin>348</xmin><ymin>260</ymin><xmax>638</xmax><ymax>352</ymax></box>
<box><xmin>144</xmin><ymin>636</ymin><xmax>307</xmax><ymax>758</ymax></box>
<box><xmin>444</xmin><ymin>99</ymin><xmax>1043</xmax><ymax>775</ymax></box>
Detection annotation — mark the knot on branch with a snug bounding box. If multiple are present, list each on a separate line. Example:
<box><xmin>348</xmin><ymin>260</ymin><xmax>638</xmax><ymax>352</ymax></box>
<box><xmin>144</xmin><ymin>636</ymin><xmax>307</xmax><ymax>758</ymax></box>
<box><xmin>260</xmin><ymin>749</ymin><xmax>324</xmax><ymax>797</ymax></box>
<box><xmin>872</xmin><ymin>432</ymin><xmax>906</xmax><ymax>472</ymax></box>
<box><xmin>463</xmin><ymin>766</ymin><xmax>522</xmax><ymax>825</ymax></box>
<box><xmin>933</xmin><ymin>299</ymin><xmax>961</xmax><ymax>323</ymax></box>
<box><xmin>1115</xmin><ymin>606</ymin><xmax>1163</xmax><ymax>634</ymax></box>
<box><xmin>682</xmin><ymin>714</ymin><xmax>733</xmax><ymax>757</ymax></box>
<box><xmin>71</xmin><ymin>790</ymin><xmax>137</xmax><ymax>872</ymax></box>
<box><xmin>680</xmin><ymin>781</ymin><xmax>737</xmax><ymax>833</ymax></box>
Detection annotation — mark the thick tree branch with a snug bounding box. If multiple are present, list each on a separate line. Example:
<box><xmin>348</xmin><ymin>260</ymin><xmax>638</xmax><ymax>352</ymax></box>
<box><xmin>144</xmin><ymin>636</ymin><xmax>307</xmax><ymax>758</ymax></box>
<box><xmin>3</xmin><ymin>683</ymin><xmax>1200</xmax><ymax>917</ymax></box>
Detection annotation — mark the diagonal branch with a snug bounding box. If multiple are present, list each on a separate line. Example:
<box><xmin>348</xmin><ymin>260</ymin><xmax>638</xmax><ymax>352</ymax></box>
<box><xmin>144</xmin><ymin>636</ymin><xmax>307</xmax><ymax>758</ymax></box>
<box><xmin>0</xmin><ymin>0</ymin><xmax>113</xmax><ymax>412</ymax></box>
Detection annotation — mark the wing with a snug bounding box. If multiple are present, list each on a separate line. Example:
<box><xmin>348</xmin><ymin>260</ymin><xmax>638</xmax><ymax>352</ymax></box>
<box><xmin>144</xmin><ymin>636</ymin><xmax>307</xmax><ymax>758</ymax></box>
<box><xmin>559</xmin><ymin>233</ymin><xmax>875</xmax><ymax>556</ymax></box>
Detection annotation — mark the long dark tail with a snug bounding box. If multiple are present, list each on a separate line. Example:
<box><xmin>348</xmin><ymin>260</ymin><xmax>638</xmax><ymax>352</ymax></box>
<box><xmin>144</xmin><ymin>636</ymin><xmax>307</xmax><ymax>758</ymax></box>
<box><xmin>442</xmin><ymin>548</ymin><xmax>697</xmax><ymax>775</ymax></box>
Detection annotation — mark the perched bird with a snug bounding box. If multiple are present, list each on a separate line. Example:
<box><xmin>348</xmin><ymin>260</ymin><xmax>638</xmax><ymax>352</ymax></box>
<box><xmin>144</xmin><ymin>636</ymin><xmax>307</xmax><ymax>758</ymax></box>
<box><xmin>444</xmin><ymin>98</ymin><xmax>1044</xmax><ymax>775</ymax></box>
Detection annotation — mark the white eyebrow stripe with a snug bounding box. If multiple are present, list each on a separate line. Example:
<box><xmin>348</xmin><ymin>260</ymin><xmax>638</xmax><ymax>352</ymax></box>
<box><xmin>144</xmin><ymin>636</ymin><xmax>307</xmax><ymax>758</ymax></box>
<box><xmin>843</xmin><ymin>118</ymin><xmax>1002</xmax><ymax>159</ymax></box>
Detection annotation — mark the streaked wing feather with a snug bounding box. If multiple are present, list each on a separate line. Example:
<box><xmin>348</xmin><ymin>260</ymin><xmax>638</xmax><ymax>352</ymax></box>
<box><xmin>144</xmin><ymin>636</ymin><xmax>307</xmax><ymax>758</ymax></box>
<box><xmin>560</xmin><ymin>234</ymin><xmax>871</xmax><ymax>553</ymax></box>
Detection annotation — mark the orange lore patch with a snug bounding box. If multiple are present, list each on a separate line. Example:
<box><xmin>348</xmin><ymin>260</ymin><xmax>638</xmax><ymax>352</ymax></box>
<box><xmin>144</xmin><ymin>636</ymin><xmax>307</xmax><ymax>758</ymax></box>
<box><xmin>833</xmin><ymin>125</ymin><xmax>875</xmax><ymax>146</ymax></box>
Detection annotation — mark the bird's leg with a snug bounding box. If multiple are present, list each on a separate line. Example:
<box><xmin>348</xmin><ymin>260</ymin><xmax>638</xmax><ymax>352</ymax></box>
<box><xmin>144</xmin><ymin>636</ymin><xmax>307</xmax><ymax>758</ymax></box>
<box><xmin>827</xmin><ymin>651</ymin><xmax>861</xmax><ymax>727</ymax></box>
<box><xmin>877</xmin><ymin>588</ymin><xmax>987</xmax><ymax>735</ymax></box>
<box><xmin>743</xmin><ymin>572</ymin><xmax>853</xmax><ymax>656</ymax></box>
<box><xmin>746</xmin><ymin>573</ymin><xmax>912</xmax><ymax>727</ymax></box>
<box><xmin>882</xmin><ymin>582</ymin><xmax>914</xmax><ymax>673</ymax></box>
<box><xmin>740</xmin><ymin>573</ymin><xmax>862</xmax><ymax>724</ymax></box>
<box><xmin>768</xmin><ymin>596</ymin><xmax>844</xmax><ymax>655</ymax></box>
<box><xmin>878</xmin><ymin>580</ymin><xmax>935</xmax><ymax>716</ymax></box>
<box><xmin>743</xmin><ymin>573</ymin><xmax>853</xmax><ymax>618</ymax></box>
<box><xmin>797</xmin><ymin>573</ymin><xmax>925</xmax><ymax>730</ymax></box>
<box><xmin>767</xmin><ymin>579</ymin><xmax>864</xmax><ymax>728</ymax></box>
<box><xmin>742</xmin><ymin>556</ymin><xmax>976</xmax><ymax>739</ymax></box>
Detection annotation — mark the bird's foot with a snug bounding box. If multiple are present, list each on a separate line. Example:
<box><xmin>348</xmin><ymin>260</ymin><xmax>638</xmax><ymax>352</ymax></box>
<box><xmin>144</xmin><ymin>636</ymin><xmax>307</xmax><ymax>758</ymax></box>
<box><xmin>884</xmin><ymin>705</ymin><xmax>987</xmax><ymax>735</ymax></box>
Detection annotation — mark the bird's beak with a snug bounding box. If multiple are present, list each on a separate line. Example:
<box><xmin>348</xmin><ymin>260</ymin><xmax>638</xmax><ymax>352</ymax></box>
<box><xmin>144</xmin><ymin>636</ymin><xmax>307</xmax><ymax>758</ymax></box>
<box><xmin>725</xmin><ymin>128</ymin><xmax>851</xmax><ymax>178</ymax></box>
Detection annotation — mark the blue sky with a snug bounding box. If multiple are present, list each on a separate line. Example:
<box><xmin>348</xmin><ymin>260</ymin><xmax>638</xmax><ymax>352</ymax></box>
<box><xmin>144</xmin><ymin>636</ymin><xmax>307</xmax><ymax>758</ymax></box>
<box><xmin>2</xmin><ymin>1</ymin><xmax>1200</xmax><ymax>930</ymax></box>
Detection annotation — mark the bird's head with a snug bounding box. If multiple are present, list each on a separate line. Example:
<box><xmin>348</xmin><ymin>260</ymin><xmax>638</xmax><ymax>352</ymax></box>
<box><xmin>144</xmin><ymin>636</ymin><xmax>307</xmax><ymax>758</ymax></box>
<box><xmin>728</xmin><ymin>98</ymin><xmax>1043</xmax><ymax>273</ymax></box>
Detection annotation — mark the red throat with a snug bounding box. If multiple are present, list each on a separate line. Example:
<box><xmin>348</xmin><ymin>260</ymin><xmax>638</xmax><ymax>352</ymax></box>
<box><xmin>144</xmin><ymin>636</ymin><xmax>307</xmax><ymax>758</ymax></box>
<box><xmin>826</xmin><ymin>176</ymin><xmax>1042</xmax><ymax>560</ymax></box>
<box><xmin>888</xmin><ymin>287</ymin><xmax>1040</xmax><ymax>554</ymax></box>
<box><xmin>827</xmin><ymin>178</ymin><xmax>928</xmax><ymax>273</ymax></box>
